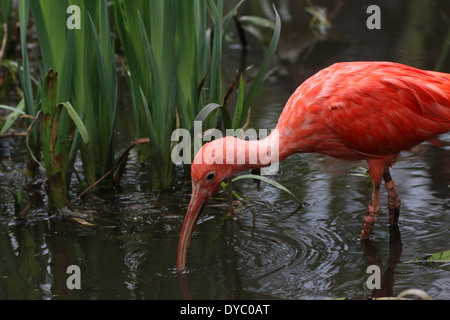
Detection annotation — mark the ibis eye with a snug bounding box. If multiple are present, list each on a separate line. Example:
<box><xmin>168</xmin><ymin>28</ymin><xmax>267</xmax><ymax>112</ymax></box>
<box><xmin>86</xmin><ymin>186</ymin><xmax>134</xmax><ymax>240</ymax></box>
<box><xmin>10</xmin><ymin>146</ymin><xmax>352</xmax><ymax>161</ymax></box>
<box><xmin>206</xmin><ymin>172</ymin><xmax>215</xmax><ymax>181</ymax></box>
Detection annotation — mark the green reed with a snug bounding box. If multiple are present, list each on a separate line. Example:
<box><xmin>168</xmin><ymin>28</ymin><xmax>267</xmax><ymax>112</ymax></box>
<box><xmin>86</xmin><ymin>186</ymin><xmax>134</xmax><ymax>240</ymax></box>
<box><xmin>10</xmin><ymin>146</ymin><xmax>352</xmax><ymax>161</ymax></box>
<box><xmin>70</xmin><ymin>0</ymin><xmax>117</xmax><ymax>188</ymax></box>
<box><xmin>18</xmin><ymin>0</ymin><xmax>114</xmax><ymax>209</ymax></box>
<box><xmin>114</xmin><ymin>0</ymin><xmax>280</xmax><ymax>190</ymax></box>
<box><xmin>114</xmin><ymin>0</ymin><xmax>180</xmax><ymax>190</ymax></box>
<box><xmin>15</xmin><ymin>0</ymin><xmax>281</xmax><ymax>209</ymax></box>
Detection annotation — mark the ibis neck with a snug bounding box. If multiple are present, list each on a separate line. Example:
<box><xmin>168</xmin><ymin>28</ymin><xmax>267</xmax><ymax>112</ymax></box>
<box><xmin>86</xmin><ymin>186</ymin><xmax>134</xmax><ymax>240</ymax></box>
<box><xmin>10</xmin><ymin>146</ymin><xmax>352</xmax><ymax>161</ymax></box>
<box><xmin>236</xmin><ymin>130</ymin><xmax>291</xmax><ymax>170</ymax></box>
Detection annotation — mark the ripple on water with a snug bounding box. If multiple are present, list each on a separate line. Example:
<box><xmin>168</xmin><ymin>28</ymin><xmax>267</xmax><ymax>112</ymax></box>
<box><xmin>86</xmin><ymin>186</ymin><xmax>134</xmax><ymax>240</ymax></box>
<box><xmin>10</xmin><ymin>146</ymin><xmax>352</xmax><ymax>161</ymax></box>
<box><xmin>232</xmin><ymin>207</ymin><xmax>352</xmax><ymax>299</ymax></box>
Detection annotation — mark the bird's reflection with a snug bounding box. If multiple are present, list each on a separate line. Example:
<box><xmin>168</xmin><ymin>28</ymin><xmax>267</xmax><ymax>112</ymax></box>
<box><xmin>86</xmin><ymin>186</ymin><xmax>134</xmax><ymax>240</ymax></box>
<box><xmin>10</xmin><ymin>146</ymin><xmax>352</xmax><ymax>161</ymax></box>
<box><xmin>177</xmin><ymin>273</ymin><xmax>195</xmax><ymax>300</ymax></box>
<box><xmin>360</xmin><ymin>225</ymin><xmax>403</xmax><ymax>298</ymax></box>
<box><xmin>178</xmin><ymin>224</ymin><xmax>405</xmax><ymax>299</ymax></box>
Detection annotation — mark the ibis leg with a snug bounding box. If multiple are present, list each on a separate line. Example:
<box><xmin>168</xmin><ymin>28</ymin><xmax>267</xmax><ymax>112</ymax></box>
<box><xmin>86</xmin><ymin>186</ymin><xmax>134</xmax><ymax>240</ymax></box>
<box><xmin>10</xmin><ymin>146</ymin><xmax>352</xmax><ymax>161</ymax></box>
<box><xmin>360</xmin><ymin>181</ymin><xmax>381</xmax><ymax>239</ymax></box>
<box><xmin>383</xmin><ymin>169</ymin><xmax>401</xmax><ymax>224</ymax></box>
<box><xmin>361</xmin><ymin>160</ymin><xmax>388</xmax><ymax>239</ymax></box>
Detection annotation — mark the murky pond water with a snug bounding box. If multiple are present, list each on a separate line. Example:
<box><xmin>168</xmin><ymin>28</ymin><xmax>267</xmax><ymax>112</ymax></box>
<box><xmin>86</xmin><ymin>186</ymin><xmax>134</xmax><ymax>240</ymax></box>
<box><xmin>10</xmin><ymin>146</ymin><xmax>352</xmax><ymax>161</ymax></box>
<box><xmin>1</xmin><ymin>1</ymin><xmax>449</xmax><ymax>299</ymax></box>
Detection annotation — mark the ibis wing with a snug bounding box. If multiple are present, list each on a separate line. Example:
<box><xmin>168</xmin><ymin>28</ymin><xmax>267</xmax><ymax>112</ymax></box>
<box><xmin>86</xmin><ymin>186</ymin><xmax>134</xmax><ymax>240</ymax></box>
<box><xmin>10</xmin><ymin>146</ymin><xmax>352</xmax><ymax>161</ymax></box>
<box><xmin>324</xmin><ymin>71</ymin><xmax>450</xmax><ymax>156</ymax></box>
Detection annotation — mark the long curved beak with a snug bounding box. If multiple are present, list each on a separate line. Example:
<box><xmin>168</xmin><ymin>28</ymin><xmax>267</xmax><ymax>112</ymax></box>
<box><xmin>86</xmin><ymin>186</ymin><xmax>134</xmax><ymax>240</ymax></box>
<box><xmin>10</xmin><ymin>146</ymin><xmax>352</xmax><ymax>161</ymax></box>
<box><xmin>177</xmin><ymin>184</ymin><xmax>209</xmax><ymax>273</ymax></box>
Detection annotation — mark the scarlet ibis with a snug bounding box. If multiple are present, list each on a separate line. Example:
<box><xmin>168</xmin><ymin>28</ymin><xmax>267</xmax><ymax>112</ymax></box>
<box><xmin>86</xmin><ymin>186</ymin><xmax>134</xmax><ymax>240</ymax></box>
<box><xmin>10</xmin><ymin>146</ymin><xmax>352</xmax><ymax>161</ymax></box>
<box><xmin>177</xmin><ymin>61</ymin><xmax>450</xmax><ymax>272</ymax></box>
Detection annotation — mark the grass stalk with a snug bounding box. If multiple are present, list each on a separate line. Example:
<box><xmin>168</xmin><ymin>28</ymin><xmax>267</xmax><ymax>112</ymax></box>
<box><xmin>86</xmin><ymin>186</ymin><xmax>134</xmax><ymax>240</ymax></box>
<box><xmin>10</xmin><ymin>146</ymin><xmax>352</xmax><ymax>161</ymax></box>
<box><xmin>71</xmin><ymin>0</ymin><xmax>117</xmax><ymax>187</ymax></box>
<box><xmin>19</xmin><ymin>0</ymin><xmax>113</xmax><ymax>208</ymax></box>
<box><xmin>114</xmin><ymin>0</ymin><xmax>253</xmax><ymax>190</ymax></box>
<box><xmin>38</xmin><ymin>70</ymin><xmax>68</xmax><ymax>209</ymax></box>
<box><xmin>17</xmin><ymin>0</ymin><xmax>281</xmax><ymax>203</ymax></box>
<box><xmin>114</xmin><ymin>0</ymin><xmax>179</xmax><ymax>189</ymax></box>
<box><xmin>18</xmin><ymin>0</ymin><xmax>41</xmax><ymax>176</ymax></box>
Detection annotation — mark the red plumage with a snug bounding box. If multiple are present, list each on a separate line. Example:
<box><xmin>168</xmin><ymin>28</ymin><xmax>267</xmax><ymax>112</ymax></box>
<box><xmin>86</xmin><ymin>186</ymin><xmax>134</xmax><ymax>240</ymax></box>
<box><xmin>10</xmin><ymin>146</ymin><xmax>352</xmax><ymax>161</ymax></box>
<box><xmin>277</xmin><ymin>61</ymin><xmax>450</xmax><ymax>160</ymax></box>
<box><xmin>177</xmin><ymin>61</ymin><xmax>450</xmax><ymax>273</ymax></box>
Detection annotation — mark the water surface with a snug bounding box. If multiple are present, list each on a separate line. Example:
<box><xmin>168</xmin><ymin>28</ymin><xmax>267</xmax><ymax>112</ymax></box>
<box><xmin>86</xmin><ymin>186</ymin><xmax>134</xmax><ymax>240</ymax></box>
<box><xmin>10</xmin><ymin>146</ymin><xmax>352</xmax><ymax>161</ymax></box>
<box><xmin>0</xmin><ymin>0</ymin><xmax>449</xmax><ymax>299</ymax></box>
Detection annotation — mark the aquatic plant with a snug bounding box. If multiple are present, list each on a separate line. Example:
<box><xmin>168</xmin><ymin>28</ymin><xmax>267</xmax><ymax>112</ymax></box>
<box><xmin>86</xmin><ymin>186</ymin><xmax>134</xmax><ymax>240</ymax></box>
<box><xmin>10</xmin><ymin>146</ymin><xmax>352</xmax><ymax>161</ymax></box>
<box><xmin>18</xmin><ymin>0</ymin><xmax>114</xmax><ymax>208</ymax></box>
<box><xmin>15</xmin><ymin>0</ymin><xmax>281</xmax><ymax>210</ymax></box>
<box><xmin>70</xmin><ymin>0</ymin><xmax>117</xmax><ymax>188</ymax></box>
<box><xmin>114</xmin><ymin>0</ymin><xmax>280</xmax><ymax>190</ymax></box>
<box><xmin>113</xmin><ymin>0</ymin><xmax>180</xmax><ymax>190</ymax></box>
<box><xmin>37</xmin><ymin>70</ymin><xmax>89</xmax><ymax>209</ymax></box>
